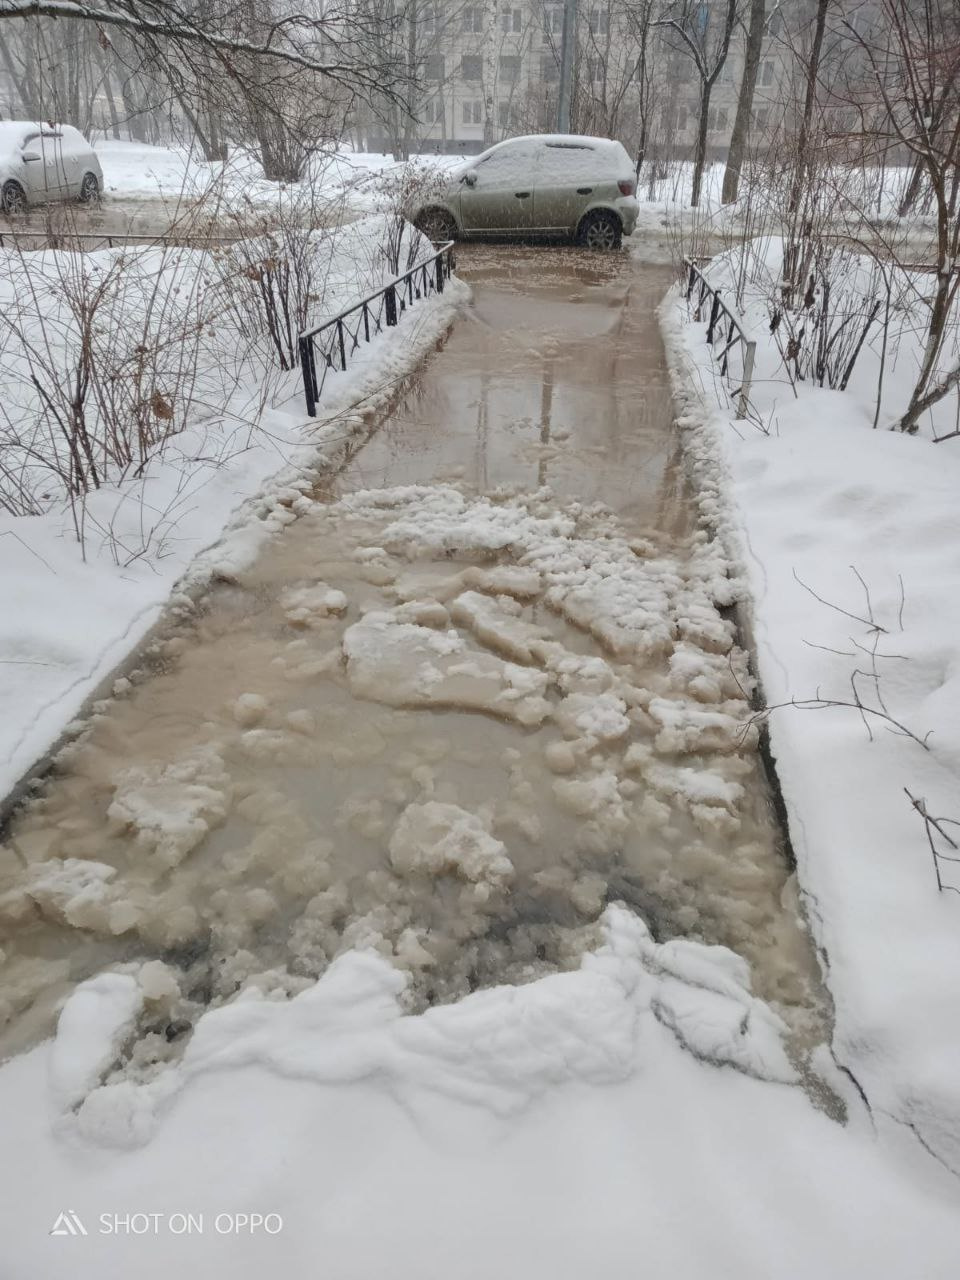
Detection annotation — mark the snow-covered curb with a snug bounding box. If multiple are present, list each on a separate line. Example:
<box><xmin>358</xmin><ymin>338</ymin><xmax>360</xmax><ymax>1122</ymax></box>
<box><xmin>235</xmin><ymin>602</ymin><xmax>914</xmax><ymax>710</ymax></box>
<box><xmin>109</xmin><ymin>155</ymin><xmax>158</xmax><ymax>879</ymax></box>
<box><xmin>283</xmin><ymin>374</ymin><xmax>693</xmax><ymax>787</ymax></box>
<box><xmin>659</xmin><ymin>283</ymin><xmax>960</xmax><ymax>1175</ymax></box>
<box><xmin>0</xmin><ymin>275</ymin><xmax>469</xmax><ymax>814</ymax></box>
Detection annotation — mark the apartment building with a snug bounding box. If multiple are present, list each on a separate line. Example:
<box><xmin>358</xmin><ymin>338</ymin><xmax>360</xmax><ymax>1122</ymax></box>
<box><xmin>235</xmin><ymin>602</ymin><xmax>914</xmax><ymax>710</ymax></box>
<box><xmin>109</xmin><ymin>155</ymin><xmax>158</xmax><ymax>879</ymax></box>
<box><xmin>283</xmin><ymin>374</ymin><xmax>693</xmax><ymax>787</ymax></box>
<box><xmin>363</xmin><ymin>1</ymin><xmax>806</xmax><ymax>158</ymax></box>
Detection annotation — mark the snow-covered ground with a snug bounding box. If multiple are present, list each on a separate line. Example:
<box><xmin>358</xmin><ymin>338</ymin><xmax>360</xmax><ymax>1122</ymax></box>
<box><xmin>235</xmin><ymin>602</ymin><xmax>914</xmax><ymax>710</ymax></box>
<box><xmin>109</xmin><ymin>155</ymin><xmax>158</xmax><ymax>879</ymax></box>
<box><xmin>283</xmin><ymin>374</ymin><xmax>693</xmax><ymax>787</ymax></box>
<box><xmin>661</xmin><ymin>238</ymin><xmax>960</xmax><ymax>1175</ymax></box>
<box><xmin>93</xmin><ymin>139</ymin><xmax>463</xmax><ymax>215</ymax></box>
<box><xmin>2</xmin><ymin>900</ymin><xmax>960</xmax><ymax>1279</ymax></box>
<box><xmin>1</xmin><ymin>201</ymin><xmax>959</xmax><ymax>1275</ymax></box>
<box><xmin>0</xmin><ymin>218</ymin><xmax>467</xmax><ymax>807</ymax></box>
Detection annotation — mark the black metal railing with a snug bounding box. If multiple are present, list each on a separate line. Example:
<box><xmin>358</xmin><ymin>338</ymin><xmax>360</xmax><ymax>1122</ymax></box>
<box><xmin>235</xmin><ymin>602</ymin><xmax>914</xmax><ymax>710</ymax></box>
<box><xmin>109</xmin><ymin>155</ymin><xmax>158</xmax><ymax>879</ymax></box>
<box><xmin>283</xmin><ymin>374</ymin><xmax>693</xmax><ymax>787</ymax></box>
<box><xmin>684</xmin><ymin>256</ymin><xmax>757</xmax><ymax>420</ymax></box>
<box><xmin>298</xmin><ymin>240</ymin><xmax>455</xmax><ymax>418</ymax></box>
<box><xmin>0</xmin><ymin>230</ymin><xmax>244</xmax><ymax>250</ymax></box>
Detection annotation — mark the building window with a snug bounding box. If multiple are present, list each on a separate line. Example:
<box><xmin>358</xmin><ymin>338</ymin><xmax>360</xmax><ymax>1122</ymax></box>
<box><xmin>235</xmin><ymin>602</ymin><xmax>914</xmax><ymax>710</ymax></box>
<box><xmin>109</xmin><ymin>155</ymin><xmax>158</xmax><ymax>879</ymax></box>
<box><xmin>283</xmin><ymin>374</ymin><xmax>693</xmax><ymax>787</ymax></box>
<box><xmin>666</xmin><ymin>104</ymin><xmax>688</xmax><ymax>134</ymax></box>
<box><xmin>586</xmin><ymin>56</ymin><xmax>603</xmax><ymax>83</ymax></box>
<box><xmin>707</xmin><ymin>105</ymin><xmax>729</xmax><ymax>132</ymax></box>
<box><xmin>541</xmin><ymin>52</ymin><xmax>560</xmax><ymax>82</ymax></box>
<box><xmin>543</xmin><ymin>5</ymin><xmax>563</xmax><ymax>39</ymax></box>
<box><xmin>462</xmin><ymin>6</ymin><xmax>483</xmax><ymax>33</ymax></box>
<box><xmin>498</xmin><ymin>100</ymin><xmax>520</xmax><ymax>128</ymax></box>
<box><xmin>461</xmin><ymin>53</ymin><xmax>482</xmax><ymax>80</ymax></box>
<box><xmin>501</xmin><ymin>6</ymin><xmax>522</xmax><ymax>32</ymax></box>
<box><xmin>759</xmin><ymin>59</ymin><xmax>775</xmax><ymax>87</ymax></box>
<box><xmin>767</xmin><ymin>10</ymin><xmax>782</xmax><ymax>38</ymax></box>
<box><xmin>421</xmin><ymin>98</ymin><xmax>444</xmax><ymax>126</ymax></box>
<box><xmin>423</xmin><ymin>54</ymin><xmax>444</xmax><ymax>83</ymax></box>
<box><xmin>718</xmin><ymin>58</ymin><xmax>734</xmax><ymax>84</ymax></box>
<box><xmin>422</xmin><ymin>5</ymin><xmax>436</xmax><ymax>35</ymax></box>
<box><xmin>588</xmin><ymin>8</ymin><xmax>609</xmax><ymax>36</ymax></box>
<box><xmin>752</xmin><ymin>106</ymin><xmax>770</xmax><ymax>128</ymax></box>
<box><xmin>498</xmin><ymin>54</ymin><xmax>520</xmax><ymax>84</ymax></box>
<box><xmin>462</xmin><ymin>100</ymin><xmax>483</xmax><ymax>125</ymax></box>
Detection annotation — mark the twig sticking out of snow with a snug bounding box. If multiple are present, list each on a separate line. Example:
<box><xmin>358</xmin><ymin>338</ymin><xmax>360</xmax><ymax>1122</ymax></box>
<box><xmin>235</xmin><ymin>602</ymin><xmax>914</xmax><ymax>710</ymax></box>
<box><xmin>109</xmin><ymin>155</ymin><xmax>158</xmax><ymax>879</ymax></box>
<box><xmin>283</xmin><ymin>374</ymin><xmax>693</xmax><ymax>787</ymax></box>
<box><xmin>750</xmin><ymin>567</ymin><xmax>932</xmax><ymax>750</ymax></box>
<box><xmin>904</xmin><ymin>789</ymin><xmax>960</xmax><ymax>896</ymax></box>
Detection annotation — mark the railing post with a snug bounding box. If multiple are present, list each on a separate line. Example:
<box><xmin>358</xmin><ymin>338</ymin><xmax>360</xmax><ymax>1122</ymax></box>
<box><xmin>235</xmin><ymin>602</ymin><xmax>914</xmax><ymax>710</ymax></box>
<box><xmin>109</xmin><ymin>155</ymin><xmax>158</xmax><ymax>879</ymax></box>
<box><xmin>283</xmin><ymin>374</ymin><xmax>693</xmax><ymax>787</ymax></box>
<box><xmin>363</xmin><ymin>302</ymin><xmax>370</xmax><ymax>343</ymax></box>
<box><xmin>436</xmin><ymin>253</ymin><xmax>445</xmax><ymax>293</ymax></box>
<box><xmin>337</xmin><ymin>317</ymin><xmax>347</xmax><ymax>371</ymax></box>
<box><xmin>385</xmin><ymin>284</ymin><xmax>398</xmax><ymax>326</ymax></box>
<box><xmin>706</xmin><ymin>292</ymin><xmax>721</xmax><ymax>345</ymax></box>
<box><xmin>737</xmin><ymin>340</ymin><xmax>756</xmax><ymax>420</ymax></box>
<box><xmin>686</xmin><ymin>259</ymin><xmax>696</xmax><ymax>299</ymax></box>
<box><xmin>300</xmin><ymin>336</ymin><xmax>318</xmax><ymax>418</ymax></box>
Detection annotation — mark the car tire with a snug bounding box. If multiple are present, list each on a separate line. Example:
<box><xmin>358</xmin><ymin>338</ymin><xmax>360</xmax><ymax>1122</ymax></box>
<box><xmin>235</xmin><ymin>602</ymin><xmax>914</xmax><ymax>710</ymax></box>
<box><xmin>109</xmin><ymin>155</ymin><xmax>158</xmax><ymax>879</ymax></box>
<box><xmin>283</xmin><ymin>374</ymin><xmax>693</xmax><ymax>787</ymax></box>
<box><xmin>2</xmin><ymin>180</ymin><xmax>27</xmax><ymax>216</ymax></box>
<box><xmin>79</xmin><ymin>172</ymin><xmax>100</xmax><ymax>203</ymax></box>
<box><xmin>577</xmin><ymin>210</ymin><xmax>622</xmax><ymax>251</ymax></box>
<box><xmin>415</xmin><ymin>207</ymin><xmax>457</xmax><ymax>242</ymax></box>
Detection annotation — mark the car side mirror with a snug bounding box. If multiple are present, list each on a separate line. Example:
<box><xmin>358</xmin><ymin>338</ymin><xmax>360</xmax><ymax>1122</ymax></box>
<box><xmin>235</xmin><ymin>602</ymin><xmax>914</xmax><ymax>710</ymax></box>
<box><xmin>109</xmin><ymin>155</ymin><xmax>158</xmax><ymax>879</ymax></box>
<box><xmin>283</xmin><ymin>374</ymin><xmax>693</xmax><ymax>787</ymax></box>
<box><xmin>462</xmin><ymin>171</ymin><xmax>478</xmax><ymax>187</ymax></box>
<box><xmin>21</xmin><ymin>151</ymin><xmax>41</xmax><ymax>162</ymax></box>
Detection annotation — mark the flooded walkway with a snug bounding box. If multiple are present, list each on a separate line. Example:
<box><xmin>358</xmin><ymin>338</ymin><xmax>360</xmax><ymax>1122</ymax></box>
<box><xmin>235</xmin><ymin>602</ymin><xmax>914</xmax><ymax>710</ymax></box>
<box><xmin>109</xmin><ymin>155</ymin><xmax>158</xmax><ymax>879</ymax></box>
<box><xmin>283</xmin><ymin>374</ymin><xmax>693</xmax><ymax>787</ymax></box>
<box><xmin>0</xmin><ymin>247</ymin><xmax>827</xmax><ymax>1073</ymax></box>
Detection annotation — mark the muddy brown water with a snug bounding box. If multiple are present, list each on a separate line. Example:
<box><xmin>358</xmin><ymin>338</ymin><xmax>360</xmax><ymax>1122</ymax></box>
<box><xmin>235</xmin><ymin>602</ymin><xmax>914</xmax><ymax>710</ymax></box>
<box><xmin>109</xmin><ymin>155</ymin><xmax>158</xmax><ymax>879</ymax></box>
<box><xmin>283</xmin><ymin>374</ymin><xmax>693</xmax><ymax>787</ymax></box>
<box><xmin>0</xmin><ymin>246</ymin><xmax>828</xmax><ymax>1074</ymax></box>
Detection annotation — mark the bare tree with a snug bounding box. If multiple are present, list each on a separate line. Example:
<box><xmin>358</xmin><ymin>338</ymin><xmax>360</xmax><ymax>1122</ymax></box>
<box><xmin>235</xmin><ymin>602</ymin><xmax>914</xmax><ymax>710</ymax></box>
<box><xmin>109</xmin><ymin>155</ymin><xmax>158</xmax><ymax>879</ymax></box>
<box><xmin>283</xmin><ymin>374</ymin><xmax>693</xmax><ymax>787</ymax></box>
<box><xmin>657</xmin><ymin>0</ymin><xmax>742</xmax><ymax>207</ymax></box>
<box><xmin>623</xmin><ymin>0</ymin><xmax>659</xmax><ymax>181</ymax></box>
<box><xmin>845</xmin><ymin>0</ymin><xmax>960</xmax><ymax>432</ymax></box>
<box><xmin>786</xmin><ymin>0</ymin><xmax>832</xmax><ymax>215</ymax></box>
<box><xmin>720</xmin><ymin>0</ymin><xmax>764</xmax><ymax>204</ymax></box>
<box><xmin>0</xmin><ymin>0</ymin><xmax>414</xmax><ymax>175</ymax></box>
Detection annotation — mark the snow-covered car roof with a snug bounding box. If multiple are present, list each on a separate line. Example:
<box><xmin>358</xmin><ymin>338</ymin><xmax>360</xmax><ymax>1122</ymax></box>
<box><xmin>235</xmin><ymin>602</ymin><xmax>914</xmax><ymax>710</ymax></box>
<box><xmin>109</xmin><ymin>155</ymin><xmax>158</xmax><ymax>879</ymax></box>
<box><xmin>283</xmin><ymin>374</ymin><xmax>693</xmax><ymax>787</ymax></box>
<box><xmin>0</xmin><ymin>121</ymin><xmax>37</xmax><ymax>151</ymax></box>
<box><xmin>486</xmin><ymin>133</ymin><xmax>626</xmax><ymax>154</ymax></box>
<box><xmin>0</xmin><ymin>121</ymin><xmax>83</xmax><ymax>150</ymax></box>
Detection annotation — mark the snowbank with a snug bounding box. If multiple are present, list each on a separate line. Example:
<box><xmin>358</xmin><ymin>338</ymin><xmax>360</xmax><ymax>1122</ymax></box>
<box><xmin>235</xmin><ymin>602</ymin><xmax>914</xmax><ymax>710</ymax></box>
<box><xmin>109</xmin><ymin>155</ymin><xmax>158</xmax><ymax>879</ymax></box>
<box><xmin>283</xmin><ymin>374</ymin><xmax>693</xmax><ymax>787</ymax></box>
<box><xmin>94</xmin><ymin>139</ymin><xmax>462</xmax><ymax>214</ymax></box>
<box><xmin>661</xmin><ymin>243</ymin><xmax>960</xmax><ymax>1174</ymax></box>
<box><xmin>1</xmin><ymin>903</ymin><xmax>959</xmax><ymax>1277</ymax></box>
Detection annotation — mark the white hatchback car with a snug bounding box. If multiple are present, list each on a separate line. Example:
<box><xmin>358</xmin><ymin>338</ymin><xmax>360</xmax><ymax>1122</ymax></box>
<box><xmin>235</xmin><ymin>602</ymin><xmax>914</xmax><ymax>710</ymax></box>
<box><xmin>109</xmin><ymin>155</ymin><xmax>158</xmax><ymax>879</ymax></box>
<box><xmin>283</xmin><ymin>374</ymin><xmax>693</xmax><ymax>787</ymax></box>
<box><xmin>413</xmin><ymin>134</ymin><xmax>639</xmax><ymax>248</ymax></box>
<box><xmin>0</xmin><ymin>122</ymin><xmax>103</xmax><ymax>214</ymax></box>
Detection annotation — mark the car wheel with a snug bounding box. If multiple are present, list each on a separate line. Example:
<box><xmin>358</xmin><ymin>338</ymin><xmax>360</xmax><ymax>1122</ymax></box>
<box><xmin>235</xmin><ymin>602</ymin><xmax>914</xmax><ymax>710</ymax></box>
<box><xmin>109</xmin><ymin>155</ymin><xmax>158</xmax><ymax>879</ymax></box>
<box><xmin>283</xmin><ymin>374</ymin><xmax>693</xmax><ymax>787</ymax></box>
<box><xmin>415</xmin><ymin>207</ymin><xmax>457</xmax><ymax>242</ymax></box>
<box><xmin>79</xmin><ymin>172</ymin><xmax>100</xmax><ymax>203</ymax></box>
<box><xmin>577</xmin><ymin>210</ymin><xmax>622</xmax><ymax>251</ymax></box>
<box><xmin>2</xmin><ymin>180</ymin><xmax>27</xmax><ymax>216</ymax></box>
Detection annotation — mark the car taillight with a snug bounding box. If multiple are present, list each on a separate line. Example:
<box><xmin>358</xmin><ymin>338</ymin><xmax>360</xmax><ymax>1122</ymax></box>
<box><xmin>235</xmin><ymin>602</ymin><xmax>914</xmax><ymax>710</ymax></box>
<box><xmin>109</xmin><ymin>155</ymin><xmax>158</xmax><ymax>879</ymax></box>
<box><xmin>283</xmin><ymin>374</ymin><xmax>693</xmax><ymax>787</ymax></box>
<box><xmin>618</xmin><ymin>180</ymin><xmax>635</xmax><ymax>197</ymax></box>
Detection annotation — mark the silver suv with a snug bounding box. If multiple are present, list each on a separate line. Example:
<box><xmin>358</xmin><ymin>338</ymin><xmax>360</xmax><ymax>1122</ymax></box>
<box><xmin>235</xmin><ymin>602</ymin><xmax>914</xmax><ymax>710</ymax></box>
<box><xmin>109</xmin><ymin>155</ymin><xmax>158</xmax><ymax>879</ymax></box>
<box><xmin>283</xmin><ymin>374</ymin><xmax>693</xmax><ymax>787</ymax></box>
<box><xmin>412</xmin><ymin>133</ymin><xmax>639</xmax><ymax>249</ymax></box>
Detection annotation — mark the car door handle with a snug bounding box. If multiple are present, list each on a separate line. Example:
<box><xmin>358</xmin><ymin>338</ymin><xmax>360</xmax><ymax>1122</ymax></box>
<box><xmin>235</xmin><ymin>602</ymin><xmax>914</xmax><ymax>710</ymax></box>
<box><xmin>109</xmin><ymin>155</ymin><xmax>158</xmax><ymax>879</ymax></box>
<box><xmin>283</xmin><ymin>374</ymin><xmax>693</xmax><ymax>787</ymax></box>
<box><xmin>514</xmin><ymin>191</ymin><xmax>531</xmax><ymax>199</ymax></box>
<box><xmin>22</xmin><ymin>156</ymin><xmax>40</xmax><ymax>163</ymax></box>
<box><xmin>577</xmin><ymin>187</ymin><xmax>593</xmax><ymax>194</ymax></box>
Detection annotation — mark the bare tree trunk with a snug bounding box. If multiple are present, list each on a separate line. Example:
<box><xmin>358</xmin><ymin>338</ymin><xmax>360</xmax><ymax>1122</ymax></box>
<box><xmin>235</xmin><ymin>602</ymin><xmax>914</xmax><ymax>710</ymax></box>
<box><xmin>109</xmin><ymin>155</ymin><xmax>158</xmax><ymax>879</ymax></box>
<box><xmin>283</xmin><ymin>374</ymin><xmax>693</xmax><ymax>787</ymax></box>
<box><xmin>99</xmin><ymin>54</ymin><xmax>123</xmax><ymax>140</ymax></box>
<box><xmin>481</xmin><ymin>0</ymin><xmax>499</xmax><ymax>145</ymax></box>
<box><xmin>691</xmin><ymin>80</ymin><xmax>712</xmax><ymax>206</ymax></box>
<box><xmin>721</xmin><ymin>0</ymin><xmax>764</xmax><ymax>204</ymax></box>
<box><xmin>897</xmin><ymin>156</ymin><xmax>925</xmax><ymax>215</ymax></box>
<box><xmin>788</xmin><ymin>0</ymin><xmax>830</xmax><ymax>214</ymax></box>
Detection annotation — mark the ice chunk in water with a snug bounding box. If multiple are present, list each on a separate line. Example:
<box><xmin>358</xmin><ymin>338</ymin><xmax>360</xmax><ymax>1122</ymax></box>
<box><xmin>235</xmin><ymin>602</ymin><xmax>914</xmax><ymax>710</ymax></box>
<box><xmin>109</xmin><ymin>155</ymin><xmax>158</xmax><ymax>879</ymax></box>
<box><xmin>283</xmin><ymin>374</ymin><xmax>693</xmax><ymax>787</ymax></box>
<box><xmin>389</xmin><ymin>801</ymin><xmax>514</xmax><ymax>890</ymax></box>
<box><xmin>343</xmin><ymin>613</ymin><xmax>551</xmax><ymax>726</ymax></box>
<box><xmin>107</xmin><ymin>746</ymin><xmax>232</xmax><ymax>868</ymax></box>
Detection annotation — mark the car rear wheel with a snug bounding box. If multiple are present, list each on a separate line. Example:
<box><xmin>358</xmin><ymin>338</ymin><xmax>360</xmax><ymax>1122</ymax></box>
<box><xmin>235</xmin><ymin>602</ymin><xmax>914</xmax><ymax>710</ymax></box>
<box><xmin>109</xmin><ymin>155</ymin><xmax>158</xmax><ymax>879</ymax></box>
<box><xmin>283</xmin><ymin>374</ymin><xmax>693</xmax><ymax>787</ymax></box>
<box><xmin>79</xmin><ymin>172</ymin><xmax>100</xmax><ymax>203</ymax></box>
<box><xmin>415</xmin><ymin>207</ymin><xmax>457</xmax><ymax>242</ymax></box>
<box><xmin>2</xmin><ymin>180</ymin><xmax>27</xmax><ymax>216</ymax></box>
<box><xmin>577</xmin><ymin>210</ymin><xmax>621</xmax><ymax>251</ymax></box>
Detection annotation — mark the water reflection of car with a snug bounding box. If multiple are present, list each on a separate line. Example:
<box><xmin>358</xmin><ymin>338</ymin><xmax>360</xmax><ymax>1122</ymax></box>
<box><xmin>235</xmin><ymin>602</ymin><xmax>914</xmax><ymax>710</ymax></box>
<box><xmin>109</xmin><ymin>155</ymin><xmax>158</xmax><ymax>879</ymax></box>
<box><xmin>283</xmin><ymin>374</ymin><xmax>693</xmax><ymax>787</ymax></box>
<box><xmin>0</xmin><ymin>122</ymin><xmax>103</xmax><ymax>215</ymax></box>
<box><xmin>412</xmin><ymin>133</ymin><xmax>639</xmax><ymax>249</ymax></box>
